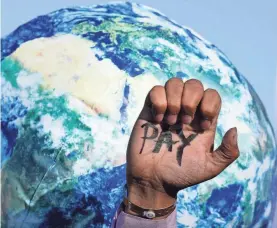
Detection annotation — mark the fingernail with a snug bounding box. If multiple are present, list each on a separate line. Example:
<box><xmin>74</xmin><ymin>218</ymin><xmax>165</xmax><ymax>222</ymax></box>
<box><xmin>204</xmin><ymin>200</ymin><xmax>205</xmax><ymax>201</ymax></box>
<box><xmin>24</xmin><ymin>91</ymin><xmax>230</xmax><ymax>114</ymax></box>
<box><xmin>201</xmin><ymin>120</ymin><xmax>211</xmax><ymax>130</ymax></box>
<box><xmin>156</xmin><ymin>114</ymin><xmax>164</xmax><ymax>122</ymax></box>
<box><xmin>182</xmin><ymin>115</ymin><xmax>192</xmax><ymax>124</ymax></box>
<box><xmin>167</xmin><ymin>114</ymin><xmax>177</xmax><ymax>125</ymax></box>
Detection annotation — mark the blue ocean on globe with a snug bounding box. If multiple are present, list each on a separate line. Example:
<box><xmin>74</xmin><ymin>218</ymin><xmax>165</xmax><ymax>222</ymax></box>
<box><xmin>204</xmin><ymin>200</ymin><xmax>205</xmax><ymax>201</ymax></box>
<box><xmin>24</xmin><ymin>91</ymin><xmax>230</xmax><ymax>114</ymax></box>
<box><xmin>1</xmin><ymin>2</ymin><xmax>277</xmax><ymax>227</ymax></box>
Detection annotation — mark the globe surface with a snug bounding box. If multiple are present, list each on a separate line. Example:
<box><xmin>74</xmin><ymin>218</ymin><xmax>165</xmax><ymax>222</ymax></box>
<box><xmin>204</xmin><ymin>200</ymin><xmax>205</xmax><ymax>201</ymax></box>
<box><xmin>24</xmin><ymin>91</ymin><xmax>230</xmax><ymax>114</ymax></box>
<box><xmin>1</xmin><ymin>2</ymin><xmax>277</xmax><ymax>227</ymax></box>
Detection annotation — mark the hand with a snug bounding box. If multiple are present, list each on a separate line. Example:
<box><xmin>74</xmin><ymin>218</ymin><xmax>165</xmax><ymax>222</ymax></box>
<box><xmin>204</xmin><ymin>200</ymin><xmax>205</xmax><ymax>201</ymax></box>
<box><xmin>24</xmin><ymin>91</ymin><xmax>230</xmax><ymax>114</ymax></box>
<box><xmin>126</xmin><ymin>78</ymin><xmax>239</xmax><ymax>213</ymax></box>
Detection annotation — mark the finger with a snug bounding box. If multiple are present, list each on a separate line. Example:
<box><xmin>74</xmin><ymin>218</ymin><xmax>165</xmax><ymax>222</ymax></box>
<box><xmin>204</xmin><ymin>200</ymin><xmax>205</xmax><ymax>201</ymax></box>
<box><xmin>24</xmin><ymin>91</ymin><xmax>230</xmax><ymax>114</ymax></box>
<box><xmin>199</xmin><ymin>89</ymin><xmax>221</xmax><ymax>130</ymax></box>
<box><xmin>139</xmin><ymin>85</ymin><xmax>167</xmax><ymax>123</ymax></box>
<box><xmin>181</xmin><ymin>79</ymin><xmax>204</xmax><ymax>124</ymax></box>
<box><xmin>165</xmin><ymin>78</ymin><xmax>184</xmax><ymax>125</ymax></box>
<box><xmin>211</xmin><ymin>127</ymin><xmax>239</xmax><ymax>173</ymax></box>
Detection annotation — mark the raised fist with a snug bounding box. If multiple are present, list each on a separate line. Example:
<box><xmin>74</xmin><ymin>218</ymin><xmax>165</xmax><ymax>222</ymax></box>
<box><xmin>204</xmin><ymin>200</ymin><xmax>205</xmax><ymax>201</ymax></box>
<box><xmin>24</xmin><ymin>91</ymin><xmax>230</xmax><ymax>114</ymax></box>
<box><xmin>126</xmin><ymin>78</ymin><xmax>239</xmax><ymax>210</ymax></box>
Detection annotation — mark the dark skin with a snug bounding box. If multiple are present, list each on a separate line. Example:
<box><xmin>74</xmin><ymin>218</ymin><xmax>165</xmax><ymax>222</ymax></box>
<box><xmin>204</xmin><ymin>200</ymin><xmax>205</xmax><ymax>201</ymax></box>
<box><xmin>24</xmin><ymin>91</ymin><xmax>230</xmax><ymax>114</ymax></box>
<box><xmin>125</xmin><ymin>78</ymin><xmax>239</xmax><ymax>218</ymax></box>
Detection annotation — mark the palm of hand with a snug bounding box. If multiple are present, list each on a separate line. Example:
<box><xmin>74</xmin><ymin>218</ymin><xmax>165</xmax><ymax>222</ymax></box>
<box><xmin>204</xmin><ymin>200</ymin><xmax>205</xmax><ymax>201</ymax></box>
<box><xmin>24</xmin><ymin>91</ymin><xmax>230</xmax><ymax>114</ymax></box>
<box><xmin>128</xmin><ymin>119</ymin><xmax>219</xmax><ymax>195</ymax></box>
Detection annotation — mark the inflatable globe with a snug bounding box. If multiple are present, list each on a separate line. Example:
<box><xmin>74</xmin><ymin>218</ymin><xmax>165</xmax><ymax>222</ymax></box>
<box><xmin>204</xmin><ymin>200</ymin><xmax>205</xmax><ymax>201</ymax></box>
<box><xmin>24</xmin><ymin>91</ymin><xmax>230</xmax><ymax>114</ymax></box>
<box><xmin>1</xmin><ymin>2</ymin><xmax>277</xmax><ymax>227</ymax></box>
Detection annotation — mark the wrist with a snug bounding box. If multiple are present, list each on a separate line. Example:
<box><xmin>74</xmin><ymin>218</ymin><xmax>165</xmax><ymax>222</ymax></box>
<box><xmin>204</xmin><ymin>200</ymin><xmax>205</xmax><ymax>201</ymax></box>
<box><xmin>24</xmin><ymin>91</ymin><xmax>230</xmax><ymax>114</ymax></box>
<box><xmin>128</xmin><ymin>183</ymin><xmax>176</xmax><ymax>208</ymax></box>
<box><xmin>125</xmin><ymin>183</ymin><xmax>176</xmax><ymax>219</ymax></box>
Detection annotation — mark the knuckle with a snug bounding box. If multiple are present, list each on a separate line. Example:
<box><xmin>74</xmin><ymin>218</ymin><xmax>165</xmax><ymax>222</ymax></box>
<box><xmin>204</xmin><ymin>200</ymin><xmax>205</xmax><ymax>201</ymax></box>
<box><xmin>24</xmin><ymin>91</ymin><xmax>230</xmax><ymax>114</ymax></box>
<box><xmin>185</xmin><ymin>79</ymin><xmax>204</xmax><ymax>89</ymax></box>
<box><xmin>205</xmin><ymin>88</ymin><xmax>217</xmax><ymax>94</ymax></box>
<box><xmin>206</xmin><ymin>89</ymin><xmax>221</xmax><ymax>100</ymax></box>
<box><xmin>201</xmin><ymin>89</ymin><xmax>222</xmax><ymax>117</ymax></box>
<box><xmin>149</xmin><ymin>86</ymin><xmax>167</xmax><ymax>111</ymax></box>
<box><xmin>165</xmin><ymin>78</ymin><xmax>184</xmax><ymax>95</ymax></box>
<box><xmin>150</xmin><ymin>86</ymin><xmax>164</xmax><ymax>99</ymax></box>
<box><xmin>166</xmin><ymin>77</ymin><xmax>183</xmax><ymax>86</ymax></box>
<box><xmin>151</xmin><ymin>85</ymin><xmax>164</xmax><ymax>93</ymax></box>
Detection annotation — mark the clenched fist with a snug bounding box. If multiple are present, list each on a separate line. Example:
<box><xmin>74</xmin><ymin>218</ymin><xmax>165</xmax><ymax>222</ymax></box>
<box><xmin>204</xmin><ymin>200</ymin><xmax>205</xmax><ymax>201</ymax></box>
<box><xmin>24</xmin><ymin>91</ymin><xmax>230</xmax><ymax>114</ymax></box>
<box><xmin>126</xmin><ymin>78</ymin><xmax>239</xmax><ymax>214</ymax></box>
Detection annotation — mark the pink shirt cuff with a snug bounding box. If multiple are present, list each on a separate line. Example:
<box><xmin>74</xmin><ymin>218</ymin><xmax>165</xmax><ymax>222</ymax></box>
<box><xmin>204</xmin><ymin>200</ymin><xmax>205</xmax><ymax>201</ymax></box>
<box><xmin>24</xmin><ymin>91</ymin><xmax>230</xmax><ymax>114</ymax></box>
<box><xmin>111</xmin><ymin>206</ymin><xmax>177</xmax><ymax>228</ymax></box>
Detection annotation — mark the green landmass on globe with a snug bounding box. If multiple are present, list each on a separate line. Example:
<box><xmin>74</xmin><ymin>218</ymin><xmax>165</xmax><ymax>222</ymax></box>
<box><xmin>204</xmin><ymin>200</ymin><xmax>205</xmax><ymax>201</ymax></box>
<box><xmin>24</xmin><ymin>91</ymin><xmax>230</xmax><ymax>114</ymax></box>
<box><xmin>1</xmin><ymin>2</ymin><xmax>277</xmax><ymax>227</ymax></box>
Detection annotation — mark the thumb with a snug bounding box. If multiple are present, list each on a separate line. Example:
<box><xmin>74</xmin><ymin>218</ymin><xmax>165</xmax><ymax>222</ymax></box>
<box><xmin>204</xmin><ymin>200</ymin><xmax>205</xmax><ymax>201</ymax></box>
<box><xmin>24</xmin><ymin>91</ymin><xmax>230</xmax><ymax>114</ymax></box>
<box><xmin>213</xmin><ymin>127</ymin><xmax>240</xmax><ymax>168</ymax></box>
